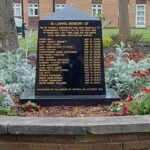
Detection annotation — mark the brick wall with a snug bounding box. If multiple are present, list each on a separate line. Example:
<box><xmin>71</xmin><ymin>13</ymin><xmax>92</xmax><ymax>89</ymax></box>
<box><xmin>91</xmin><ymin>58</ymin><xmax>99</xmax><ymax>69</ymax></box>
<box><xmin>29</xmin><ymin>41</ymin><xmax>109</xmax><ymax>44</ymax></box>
<box><xmin>23</xmin><ymin>0</ymin><xmax>29</xmax><ymax>27</ymax></box>
<box><xmin>0</xmin><ymin>133</ymin><xmax>150</xmax><ymax>150</ymax></box>
<box><xmin>129</xmin><ymin>0</ymin><xmax>136</xmax><ymax>28</ymax></box>
<box><xmin>39</xmin><ymin>0</ymin><xmax>53</xmax><ymax>19</ymax></box>
<box><xmin>66</xmin><ymin>0</ymin><xmax>92</xmax><ymax>15</ymax></box>
<box><xmin>13</xmin><ymin>0</ymin><xmax>150</xmax><ymax>28</ymax></box>
<box><xmin>146</xmin><ymin>0</ymin><xmax>150</xmax><ymax>28</ymax></box>
<box><xmin>102</xmin><ymin>0</ymin><xmax>118</xmax><ymax>28</ymax></box>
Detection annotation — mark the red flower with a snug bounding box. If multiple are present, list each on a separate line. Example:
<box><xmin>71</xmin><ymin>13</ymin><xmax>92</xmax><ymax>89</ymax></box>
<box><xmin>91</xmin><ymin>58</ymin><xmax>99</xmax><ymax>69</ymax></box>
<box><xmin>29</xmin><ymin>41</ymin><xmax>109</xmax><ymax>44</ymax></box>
<box><xmin>26</xmin><ymin>104</ymin><xmax>32</xmax><ymax>111</ymax></box>
<box><xmin>122</xmin><ymin>106</ymin><xmax>130</xmax><ymax>115</ymax></box>
<box><xmin>132</xmin><ymin>70</ymin><xmax>146</xmax><ymax>78</ymax></box>
<box><xmin>140</xmin><ymin>88</ymin><xmax>150</xmax><ymax>94</ymax></box>
<box><xmin>123</xmin><ymin>106</ymin><xmax>128</xmax><ymax>111</ymax></box>
<box><xmin>137</xmin><ymin>70</ymin><xmax>141</xmax><ymax>74</ymax></box>
<box><xmin>2</xmin><ymin>89</ymin><xmax>8</xmax><ymax>94</ymax></box>
<box><xmin>127</xmin><ymin>97</ymin><xmax>133</xmax><ymax>102</ymax></box>
<box><xmin>0</xmin><ymin>83</ymin><xmax>3</xmax><ymax>88</ymax></box>
<box><xmin>139</xmin><ymin>73</ymin><xmax>145</xmax><ymax>78</ymax></box>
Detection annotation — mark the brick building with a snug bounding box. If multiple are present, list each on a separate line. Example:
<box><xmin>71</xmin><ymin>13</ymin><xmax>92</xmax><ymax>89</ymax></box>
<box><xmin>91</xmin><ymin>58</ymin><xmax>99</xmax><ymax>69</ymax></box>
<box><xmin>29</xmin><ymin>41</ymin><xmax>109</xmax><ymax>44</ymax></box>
<box><xmin>12</xmin><ymin>0</ymin><xmax>150</xmax><ymax>28</ymax></box>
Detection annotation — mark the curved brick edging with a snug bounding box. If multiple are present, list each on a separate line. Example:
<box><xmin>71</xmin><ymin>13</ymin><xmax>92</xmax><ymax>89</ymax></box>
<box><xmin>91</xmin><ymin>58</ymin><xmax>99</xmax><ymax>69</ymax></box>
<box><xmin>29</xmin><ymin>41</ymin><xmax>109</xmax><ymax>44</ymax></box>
<box><xmin>0</xmin><ymin>115</ymin><xmax>150</xmax><ymax>135</ymax></box>
<box><xmin>1</xmin><ymin>116</ymin><xmax>150</xmax><ymax>150</ymax></box>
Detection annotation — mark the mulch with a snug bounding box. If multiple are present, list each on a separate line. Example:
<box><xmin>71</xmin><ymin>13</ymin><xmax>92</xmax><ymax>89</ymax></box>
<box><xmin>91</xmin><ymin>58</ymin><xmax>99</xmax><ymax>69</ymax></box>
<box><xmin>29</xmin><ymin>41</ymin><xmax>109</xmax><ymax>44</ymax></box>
<box><xmin>18</xmin><ymin>105</ymin><xmax>121</xmax><ymax>117</ymax></box>
<box><xmin>13</xmin><ymin>94</ymin><xmax>121</xmax><ymax>117</ymax></box>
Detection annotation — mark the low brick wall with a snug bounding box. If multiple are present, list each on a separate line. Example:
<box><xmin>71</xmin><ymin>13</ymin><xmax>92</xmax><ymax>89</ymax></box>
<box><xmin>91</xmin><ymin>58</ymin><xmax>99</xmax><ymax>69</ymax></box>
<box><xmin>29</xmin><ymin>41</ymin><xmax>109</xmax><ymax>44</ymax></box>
<box><xmin>0</xmin><ymin>133</ymin><xmax>150</xmax><ymax>150</ymax></box>
<box><xmin>1</xmin><ymin>116</ymin><xmax>150</xmax><ymax>150</ymax></box>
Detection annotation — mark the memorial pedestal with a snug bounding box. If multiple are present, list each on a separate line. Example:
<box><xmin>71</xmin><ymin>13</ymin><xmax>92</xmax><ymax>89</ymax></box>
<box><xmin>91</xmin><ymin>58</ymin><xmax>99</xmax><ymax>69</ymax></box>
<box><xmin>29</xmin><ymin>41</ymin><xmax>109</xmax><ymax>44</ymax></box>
<box><xmin>20</xmin><ymin>88</ymin><xmax>120</xmax><ymax>106</ymax></box>
<box><xmin>19</xmin><ymin>7</ymin><xmax>120</xmax><ymax>105</ymax></box>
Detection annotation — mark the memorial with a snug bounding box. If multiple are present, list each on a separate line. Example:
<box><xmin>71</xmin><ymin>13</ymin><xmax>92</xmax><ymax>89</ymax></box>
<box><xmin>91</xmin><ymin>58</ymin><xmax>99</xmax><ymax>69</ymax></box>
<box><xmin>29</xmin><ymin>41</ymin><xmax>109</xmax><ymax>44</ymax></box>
<box><xmin>20</xmin><ymin>7</ymin><xmax>120</xmax><ymax>105</ymax></box>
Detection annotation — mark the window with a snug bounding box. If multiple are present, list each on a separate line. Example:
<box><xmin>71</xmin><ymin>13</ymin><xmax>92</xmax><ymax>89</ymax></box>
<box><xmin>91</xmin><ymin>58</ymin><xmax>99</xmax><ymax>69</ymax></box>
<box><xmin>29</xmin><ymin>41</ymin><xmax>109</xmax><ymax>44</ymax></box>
<box><xmin>13</xmin><ymin>3</ymin><xmax>21</xmax><ymax>16</ymax></box>
<box><xmin>92</xmin><ymin>4</ymin><xmax>102</xmax><ymax>17</ymax></box>
<box><xmin>136</xmin><ymin>4</ymin><xmax>146</xmax><ymax>28</ymax></box>
<box><xmin>28</xmin><ymin>4</ymin><xmax>38</xmax><ymax>16</ymax></box>
<box><xmin>55</xmin><ymin>4</ymin><xmax>66</xmax><ymax>12</ymax></box>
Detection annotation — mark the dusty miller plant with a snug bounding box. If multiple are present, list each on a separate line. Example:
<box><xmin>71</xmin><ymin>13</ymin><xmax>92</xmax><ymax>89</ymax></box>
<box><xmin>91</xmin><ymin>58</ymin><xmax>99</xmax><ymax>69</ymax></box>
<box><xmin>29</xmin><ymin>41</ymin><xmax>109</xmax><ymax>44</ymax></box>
<box><xmin>106</xmin><ymin>42</ymin><xmax>150</xmax><ymax>98</ymax></box>
<box><xmin>0</xmin><ymin>49</ymin><xmax>35</xmax><ymax>95</ymax></box>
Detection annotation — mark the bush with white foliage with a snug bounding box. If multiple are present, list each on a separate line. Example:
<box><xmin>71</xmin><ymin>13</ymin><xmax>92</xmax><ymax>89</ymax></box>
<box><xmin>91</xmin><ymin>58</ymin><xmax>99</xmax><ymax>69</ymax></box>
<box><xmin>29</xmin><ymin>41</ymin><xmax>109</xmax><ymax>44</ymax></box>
<box><xmin>106</xmin><ymin>42</ymin><xmax>150</xmax><ymax>98</ymax></box>
<box><xmin>0</xmin><ymin>49</ymin><xmax>35</xmax><ymax>95</ymax></box>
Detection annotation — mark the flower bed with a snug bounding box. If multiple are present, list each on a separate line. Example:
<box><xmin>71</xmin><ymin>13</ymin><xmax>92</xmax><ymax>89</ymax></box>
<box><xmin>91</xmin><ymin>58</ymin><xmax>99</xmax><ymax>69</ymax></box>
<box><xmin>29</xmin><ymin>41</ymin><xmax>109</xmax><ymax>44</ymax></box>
<box><xmin>0</xmin><ymin>42</ymin><xmax>150</xmax><ymax>117</ymax></box>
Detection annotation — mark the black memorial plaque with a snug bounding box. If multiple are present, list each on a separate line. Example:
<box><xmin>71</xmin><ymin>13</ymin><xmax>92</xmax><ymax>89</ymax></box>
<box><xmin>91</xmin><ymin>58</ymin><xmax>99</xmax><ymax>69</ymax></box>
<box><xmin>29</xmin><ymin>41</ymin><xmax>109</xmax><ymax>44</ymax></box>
<box><xmin>20</xmin><ymin>7</ymin><xmax>120</xmax><ymax>105</ymax></box>
<box><xmin>35</xmin><ymin>18</ymin><xmax>105</xmax><ymax>96</ymax></box>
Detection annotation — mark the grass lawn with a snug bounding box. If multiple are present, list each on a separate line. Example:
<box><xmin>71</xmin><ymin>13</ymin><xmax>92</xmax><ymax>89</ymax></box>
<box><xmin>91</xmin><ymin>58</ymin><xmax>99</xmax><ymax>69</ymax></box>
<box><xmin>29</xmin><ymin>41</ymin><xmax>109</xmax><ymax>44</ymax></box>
<box><xmin>19</xmin><ymin>30</ymin><xmax>38</xmax><ymax>53</ymax></box>
<box><xmin>19</xmin><ymin>28</ymin><xmax>150</xmax><ymax>53</ymax></box>
<box><xmin>103</xmin><ymin>28</ymin><xmax>150</xmax><ymax>43</ymax></box>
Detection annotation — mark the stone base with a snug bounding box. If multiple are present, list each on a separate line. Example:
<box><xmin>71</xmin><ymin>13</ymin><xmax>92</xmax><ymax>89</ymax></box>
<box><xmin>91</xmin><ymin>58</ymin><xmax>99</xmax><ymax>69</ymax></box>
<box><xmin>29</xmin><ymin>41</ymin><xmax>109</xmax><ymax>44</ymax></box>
<box><xmin>1</xmin><ymin>116</ymin><xmax>150</xmax><ymax>150</ymax></box>
<box><xmin>20</xmin><ymin>88</ymin><xmax>120</xmax><ymax>106</ymax></box>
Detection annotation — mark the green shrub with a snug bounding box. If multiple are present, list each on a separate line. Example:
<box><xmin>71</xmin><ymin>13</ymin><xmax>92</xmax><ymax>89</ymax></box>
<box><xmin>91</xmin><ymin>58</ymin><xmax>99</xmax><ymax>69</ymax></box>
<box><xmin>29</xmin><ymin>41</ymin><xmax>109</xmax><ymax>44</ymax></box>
<box><xmin>0</xmin><ymin>107</ymin><xmax>18</xmax><ymax>116</ymax></box>
<box><xmin>0</xmin><ymin>83</ymin><xmax>17</xmax><ymax>115</ymax></box>
<box><xmin>19</xmin><ymin>101</ymin><xmax>40</xmax><ymax>112</ymax></box>
<box><xmin>110</xmin><ymin>87</ymin><xmax>150</xmax><ymax>115</ymax></box>
<box><xmin>129</xmin><ymin>91</ymin><xmax>150</xmax><ymax>115</ymax></box>
<box><xmin>19</xmin><ymin>30</ymin><xmax>37</xmax><ymax>53</ymax></box>
<box><xmin>103</xmin><ymin>37</ymin><xmax>114</xmax><ymax>48</ymax></box>
<box><xmin>0</xmin><ymin>84</ymin><xmax>6</xmax><ymax>105</ymax></box>
<box><xmin>110</xmin><ymin>32</ymin><xmax>143</xmax><ymax>48</ymax></box>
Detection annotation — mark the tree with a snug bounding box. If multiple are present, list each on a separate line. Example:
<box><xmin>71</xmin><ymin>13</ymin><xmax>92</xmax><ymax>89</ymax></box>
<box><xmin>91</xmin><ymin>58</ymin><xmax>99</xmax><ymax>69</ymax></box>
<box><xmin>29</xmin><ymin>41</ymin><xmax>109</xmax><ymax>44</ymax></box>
<box><xmin>0</xmin><ymin>0</ymin><xmax>18</xmax><ymax>52</ymax></box>
<box><xmin>118</xmin><ymin>0</ymin><xmax>130</xmax><ymax>37</ymax></box>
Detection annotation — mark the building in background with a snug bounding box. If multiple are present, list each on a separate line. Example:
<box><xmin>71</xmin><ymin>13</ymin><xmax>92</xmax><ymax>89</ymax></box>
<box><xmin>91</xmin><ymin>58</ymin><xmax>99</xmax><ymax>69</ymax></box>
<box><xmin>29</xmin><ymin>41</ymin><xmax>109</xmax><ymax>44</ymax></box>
<box><xmin>12</xmin><ymin>0</ymin><xmax>150</xmax><ymax>29</ymax></box>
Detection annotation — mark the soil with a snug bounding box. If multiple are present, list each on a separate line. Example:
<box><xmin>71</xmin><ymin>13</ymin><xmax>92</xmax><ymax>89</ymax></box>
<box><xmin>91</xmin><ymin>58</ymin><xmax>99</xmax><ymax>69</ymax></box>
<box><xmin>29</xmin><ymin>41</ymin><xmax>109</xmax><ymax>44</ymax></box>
<box><xmin>11</xmin><ymin>95</ymin><xmax>121</xmax><ymax>117</ymax></box>
<box><xmin>18</xmin><ymin>105</ymin><xmax>120</xmax><ymax>117</ymax></box>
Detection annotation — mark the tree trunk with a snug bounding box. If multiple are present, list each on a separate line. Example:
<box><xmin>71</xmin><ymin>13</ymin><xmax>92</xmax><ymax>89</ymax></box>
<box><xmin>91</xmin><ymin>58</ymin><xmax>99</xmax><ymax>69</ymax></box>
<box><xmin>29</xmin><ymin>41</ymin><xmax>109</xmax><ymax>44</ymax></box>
<box><xmin>118</xmin><ymin>0</ymin><xmax>130</xmax><ymax>37</ymax></box>
<box><xmin>0</xmin><ymin>0</ymin><xmax>18</xmax><ymax>52</ymax></box>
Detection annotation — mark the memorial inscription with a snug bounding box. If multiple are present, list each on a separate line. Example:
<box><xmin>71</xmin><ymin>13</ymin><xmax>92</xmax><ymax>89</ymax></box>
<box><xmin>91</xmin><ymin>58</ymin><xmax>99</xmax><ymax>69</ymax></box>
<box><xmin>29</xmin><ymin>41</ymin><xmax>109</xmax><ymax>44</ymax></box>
<box><xmin>35</xmin><ymin>19</ymin><xmax>105</xmax><ymax>96</ymax></box>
